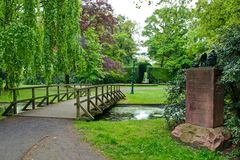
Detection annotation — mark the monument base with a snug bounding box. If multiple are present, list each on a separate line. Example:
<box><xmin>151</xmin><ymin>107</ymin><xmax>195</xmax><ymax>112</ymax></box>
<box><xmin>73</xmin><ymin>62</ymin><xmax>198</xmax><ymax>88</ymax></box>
<box><xmin>172</xmin><ymin>123</ymin><xmax>231</xmax><ymax>151</ymax></box>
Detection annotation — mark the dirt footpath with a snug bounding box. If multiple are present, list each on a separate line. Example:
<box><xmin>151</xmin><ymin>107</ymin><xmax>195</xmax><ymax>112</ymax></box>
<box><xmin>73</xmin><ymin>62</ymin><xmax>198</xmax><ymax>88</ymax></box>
<box><xmin>0</xmin><ymin>117</ymin><xmax>106</xmax><ymax>160</ymax></box>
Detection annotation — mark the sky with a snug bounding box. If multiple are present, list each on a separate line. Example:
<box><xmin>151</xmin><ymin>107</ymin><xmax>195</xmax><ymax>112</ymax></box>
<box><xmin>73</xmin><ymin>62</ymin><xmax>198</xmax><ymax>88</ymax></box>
<box><xmin>108</xmin><ymin>0</ymin><xmax>158</xmax><ymax>53</ymax></box>
<box><xmin>108</xmin><ymin>0</ymin><xmax>197</xmax><ymax>53</ymax></box>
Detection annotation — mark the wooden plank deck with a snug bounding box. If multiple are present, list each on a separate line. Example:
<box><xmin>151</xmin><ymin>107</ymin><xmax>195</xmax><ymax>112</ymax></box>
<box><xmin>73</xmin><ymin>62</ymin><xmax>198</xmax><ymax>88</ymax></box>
<box><xmin>17</xmin><ymin>99</ymin><xmax>77</xmax><ymax>119</ymax></box>
<box><xmin>17</xmin><ymin>95</ymin><xmax>116</xmax><ymax>119</ymax></box>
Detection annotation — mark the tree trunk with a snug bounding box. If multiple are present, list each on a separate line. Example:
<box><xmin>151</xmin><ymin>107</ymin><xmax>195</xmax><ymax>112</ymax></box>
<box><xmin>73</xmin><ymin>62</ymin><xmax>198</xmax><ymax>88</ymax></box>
<box><xmin>65</xmin><ymin>74</ymin><xmax>70</xmax><ymax>84</ymax></box>
<box><xmin>4</xmin><ymin>78</ymin><xmax>9</xmax><ymax>91</ymax></box>
<box><xmin>160</xmin><ymin>57</ymin><xmax>164</xmax><ymax>67</ymax></box>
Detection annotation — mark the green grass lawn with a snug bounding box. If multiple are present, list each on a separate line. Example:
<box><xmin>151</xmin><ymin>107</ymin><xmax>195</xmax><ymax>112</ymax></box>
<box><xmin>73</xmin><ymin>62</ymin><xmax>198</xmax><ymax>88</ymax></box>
<box><xmin>0</xmin><ymin>86</ymin><xmax>75</xmax><ymax>102</ymax></box>
<box><xmin>74</xmin><ymin>119</ymin><xmax>226</xmax><ymax>160</ymax></box>
<box><xmin>119</xmin><ymin>85</ymin><xmax>168</xmax><ymax>104</ymax></box>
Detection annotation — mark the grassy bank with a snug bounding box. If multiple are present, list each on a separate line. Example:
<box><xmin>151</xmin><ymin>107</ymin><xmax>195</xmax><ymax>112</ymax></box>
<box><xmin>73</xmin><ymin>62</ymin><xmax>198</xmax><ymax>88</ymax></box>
<box><xmin>74</xmin><ymin>119</ymin><xmax>225</xmax><ymax>160</ymax></box>
<box><xmin>0</xmin><ymin>107</ymin><xmax>5</xmax><ymax>120</ymax></box>
<box><xmin>119</xmin><ymin>85</ymin><xmax>168</xmax><ymax>104</ymax></box>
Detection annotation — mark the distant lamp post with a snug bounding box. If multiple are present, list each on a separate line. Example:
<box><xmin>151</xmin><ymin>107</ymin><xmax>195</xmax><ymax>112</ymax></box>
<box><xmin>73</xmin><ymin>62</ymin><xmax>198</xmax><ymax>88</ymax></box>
<box><xmin>131</xmin><ymin>57</ymin><xmax>137</xmax><ymax>94</ymax></box>
<box><xmin>81</xmin><ymin>36</ymin><xmax>87</xmax><ymax>49</ymax></box>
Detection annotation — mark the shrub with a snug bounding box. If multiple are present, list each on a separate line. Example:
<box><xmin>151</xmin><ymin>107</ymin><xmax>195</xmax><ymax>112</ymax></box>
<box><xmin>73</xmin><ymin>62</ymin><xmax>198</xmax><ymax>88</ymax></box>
<box><xmin>101</xmin><ymin>71</ymin><xmax>126</xmax><ymax>84</ymax></box>
<box><xmin>164</xmin><ymin>70</ymin><xmax>186</xmax><ymax>129</ymax></box>
<box><xmin>164</xmin><ymin>102</ymin><xmax>186</xmax><ymax>129</ymax></box>
<box><xmin>136</xmin><ymin>62</ymin><xmax>149</xmax><ymax>83</ymax></box>
<box><xmin>123</xmin><ymin>66</ymin><xmax>138</xmax><ymax>83</ymax></box>
<box><xmin>218</xmin><ymin>25</ymin><xmax>240</xmax><ymax>157</ymax></box>
<box><xmin>148</xmin><ymin>67</ymin><xmax>172</xmax><ymax>83</ymax></box>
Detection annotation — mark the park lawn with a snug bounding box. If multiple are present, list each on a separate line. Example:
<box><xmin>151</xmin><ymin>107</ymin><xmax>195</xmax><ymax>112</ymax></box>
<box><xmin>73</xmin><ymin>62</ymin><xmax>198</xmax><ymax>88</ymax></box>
<box><xmin>119</xmin><ymin>85</ymin><xmax>168</xmax><ymax>104</ymax></box>
<box><xmin>0</xmin><ymin>86</ymin><xmax>74</xmax><ymax>102</ymax></box>
<box><xmin>74</xmin><ymin>119</ymin><xmax>226</xmax><ymax>160</ymax></box>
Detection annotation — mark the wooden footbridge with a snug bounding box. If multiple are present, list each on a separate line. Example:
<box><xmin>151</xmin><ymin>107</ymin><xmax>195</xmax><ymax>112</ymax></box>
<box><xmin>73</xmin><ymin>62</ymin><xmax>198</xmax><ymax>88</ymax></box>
<box><xmin>2</xmin><ymin>84</ymin><xmax>125</xmax><ymax>120</ymax></box>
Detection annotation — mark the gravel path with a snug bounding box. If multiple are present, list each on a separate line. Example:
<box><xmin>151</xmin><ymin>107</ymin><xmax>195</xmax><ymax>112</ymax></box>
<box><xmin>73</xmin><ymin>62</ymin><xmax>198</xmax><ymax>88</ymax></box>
<box><xmin>0</xmin><ymin>117</ymin><xmax>106</xmax><ymax>160</ymax></box>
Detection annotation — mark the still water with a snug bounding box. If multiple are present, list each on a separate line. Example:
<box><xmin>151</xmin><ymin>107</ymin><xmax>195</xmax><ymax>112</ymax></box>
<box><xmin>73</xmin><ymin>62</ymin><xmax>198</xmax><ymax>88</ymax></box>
<box><xmin>101</xmin><ymin>105</ymin><xmax>165</xmax><ymax>121</ymax></box>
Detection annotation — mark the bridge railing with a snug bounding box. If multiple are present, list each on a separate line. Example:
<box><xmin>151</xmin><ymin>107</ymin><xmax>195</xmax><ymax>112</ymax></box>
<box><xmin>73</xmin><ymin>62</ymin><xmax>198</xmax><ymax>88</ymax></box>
<box><xmin>2</xmin><ymin>83</ymin><xmax>91</xmax><ymax>116</ymax></box>
<box><xmin>75</xmin><ymin>84</ymin><xmax>126</xmax><ymax>120</ymax></box>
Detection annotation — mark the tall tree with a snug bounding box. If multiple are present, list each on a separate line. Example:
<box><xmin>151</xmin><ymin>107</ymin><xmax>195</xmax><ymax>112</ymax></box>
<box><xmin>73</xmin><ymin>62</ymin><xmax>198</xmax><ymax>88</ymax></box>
<box><xmin>104</xmin><ymin>16</ymin><xmax>137</xmax><ymax>64</ymax></box>
<box><xmin>55</xmin><ymin>0</ymin><xmax>82</xmax><ymax>84</ymax></box>
<box><xmin>78</xmin><ymin>28</ymin><xmax>103</xmax><ymax>83</ymax></box>
<box><xmin>0</xmin><ymin>0</ymin><xmax>36</xmax><ymax>88</ymax></box>
<box><xmin>42</xmin><ymin>0</ymin><xmax>57</xmax><ymax>84</ymax></box>
<box><xmin>81</xmin><ymin>0</ymin><xmax>116</xmax><ymax>44</ymax></box>
<box><xmin>23</xmin><ymin>0</ymin><xmax>43</xmax><ymax>83</ymax></box>
<box><xmin>143</xmin><ymin>5</ymin><xmax>192</xmax><ymax>70</ymax></box>
<box><xmin>193</xmin><ymin>0</ymin><xmax>240</xmax><ymax>45</ymax></box>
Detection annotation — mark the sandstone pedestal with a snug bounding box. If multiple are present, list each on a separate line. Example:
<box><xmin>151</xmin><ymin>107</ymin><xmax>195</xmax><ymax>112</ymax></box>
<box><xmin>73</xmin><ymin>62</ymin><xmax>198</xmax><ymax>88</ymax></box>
<box><xmin>186</xmin><ymin>67</ymin><xmax>224</xmax><ymax>128</ymax></box>
<box><xmin>172</xmin><ymin>68</ymin><xmax>229</xmax><ymax>151</ymax></box>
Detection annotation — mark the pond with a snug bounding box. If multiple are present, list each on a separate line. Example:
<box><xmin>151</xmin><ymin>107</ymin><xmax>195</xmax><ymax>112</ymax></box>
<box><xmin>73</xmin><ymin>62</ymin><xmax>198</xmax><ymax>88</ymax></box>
<box><xmin>100</xmin><ymin>104</ymin><xmax>166</xmax><ymax>121</ymax></box>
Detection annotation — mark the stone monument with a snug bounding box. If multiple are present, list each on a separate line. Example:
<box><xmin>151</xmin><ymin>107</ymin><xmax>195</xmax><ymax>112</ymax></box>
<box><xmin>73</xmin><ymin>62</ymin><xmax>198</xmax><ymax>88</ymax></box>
<box><xmin>186</xmin><ymin>68</ymin><xmax>224</xmax><ymax>128</ymax></box>
<box><xmin>172</xmin><ymin>67</ymin><xmax>230</xmax><ymax>151</ymax></box>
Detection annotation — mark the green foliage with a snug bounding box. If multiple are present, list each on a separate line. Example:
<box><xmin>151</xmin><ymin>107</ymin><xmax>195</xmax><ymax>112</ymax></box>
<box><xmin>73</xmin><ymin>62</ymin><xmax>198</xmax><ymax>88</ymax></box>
<box><xmin>78</xmin><ymin>28</ymin><xmax>103</xmax><ymax>83</ymax></box>
<box><xmin>164</xmin><ymin>70</ymin><xmax>186</xmax><ymax>128</ymax></box>
<box><xmin>42</xmin><ymin>0</ymin><xmax>57</xmax><ymax>83</ymax></box>
<box><xmin>194</xmin><ymin>0</ymin><xmax>240</xmax><ymax>45</ymax></box>
<box><xmin>104</xmin><ymin>16</ymin><xmax>137</xmax><ymax>64</ymax></box>
<box><xmin>55</xmin><ymin>0</ymin><xmax>82</xmax><ymax>82</ymax></box>
<box><xmin>164</xmin><ymin>103</ymin><xmax>185</xmax><ymax>129</ymax></box>
<box><xmin>0</xmin><ymin>23</ymin><xmax>35</xmax><ymax>88</ymax></box>
<box><xmin>147</xmin><ymin>67</ymin><xmax>172</xmax><ymax>83</ymax></box>
<box><xmin>123</xmin><ymin>66</ymin><xmax>138</xmax><ymax>83</ymax></box>
<box><xmin>136</xmin><ymin>62</ymin><xmax>149</xmax><ymax>83</ymax></box>
<box><xmin>42</xmin><ymin>0</ymin><xmax>82</xmax><ymax>84</ymax></box>
<box><xmin>143</xmin><ymin>4</ymin><xmax>193</xmax><ymax>71</ymax></box>
<box><xmin>217</xmin><ymin>25</ymin><xmax>240</xmax><ymax>156</ymax></box>
<box><xmin>101</xmin><ymin>71</ymin><xmax>125</xmax><ymax>84</ymax></box>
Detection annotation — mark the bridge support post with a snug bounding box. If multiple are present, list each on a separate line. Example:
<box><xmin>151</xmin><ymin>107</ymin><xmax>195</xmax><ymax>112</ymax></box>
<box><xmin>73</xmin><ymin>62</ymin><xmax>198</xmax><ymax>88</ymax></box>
<box><xmin>74</xmin><ymin>85</ymin><xmax>76</xmax><ymax>98</ymax></box>
<box><xmin>95</xmin><ymin>87</ymin><xmax>98</xmax><ymax>106</ymax></box>
<box><xmin>46</xmin><ymin>86</ymin><xmax>49</xmax><ymax>105</ymax></box>
<box><xmin>32</xmin><ymin>88</ymin><xmax>35</xmax><ymax>110</ymax></box>
<box><xmin>57</xmin><ymin>86</ymin><xmax>60</xmax><ymax>102</ymax></box>
<box><xmin>106</xmin><ymin>85</ymin><xmax>109</xmax><ymax>100</ymax></box>
<box><xmin>102</xmin><ymin>86</ymin><xmax>104</xmax><ymax>103</ymax></box>
<box><xmin>87</xmin><ymin>88</ymin><xmax>90</xmax><ymax>112</ymax></box>
<box><xmin>66</xmin><ymin>85</ymin><xmax>69</xmax><ymax>100</ymax></box>
<box><xmin>13</xmin><ymin>89</ymin><xmax>17</xmax><ymax>114</ymax></box>
<box><xmin>76</xmin><ymin>90</ymin><xmax>80</xmax><ymax>119</ymax></box>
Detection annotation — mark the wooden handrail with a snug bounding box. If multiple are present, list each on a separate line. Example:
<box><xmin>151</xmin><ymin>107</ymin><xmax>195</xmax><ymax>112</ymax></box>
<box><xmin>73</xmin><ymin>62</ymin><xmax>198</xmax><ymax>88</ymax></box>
<box><xmin>75</xmin><ymin>84</ymin><xmax>125</xmax><ymax>120</ymax></box>
<box><xmin>2</xmin><ymin>83</ymin><xmax>92</xmax><ymax>116</ymax></box>
<box><xmin>2</xmin><ymin>83</ymin><xmax>125</xmax><ymax>117</ymax></box>
<box><xmin>9</xmin><ymin>83</ymin><xmax>92</xmax><ymax>90</ymax></box>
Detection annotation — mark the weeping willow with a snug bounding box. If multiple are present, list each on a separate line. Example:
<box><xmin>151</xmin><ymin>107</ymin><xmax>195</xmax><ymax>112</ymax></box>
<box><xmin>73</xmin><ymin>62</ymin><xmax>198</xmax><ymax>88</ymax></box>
<box><xmin>55</xmin><ymin>0</ymin><xmax>82</xmax><ymax>84</ymax></box>
<box><xmin>0</xmin><ymin>0</ymin><xmax>35</xmax><ymax>88</ymax></box>
<box><xmin>0</xmin><ymin>0</ymin><xmax>82</xmax><ymax>87</ymax></box>
<box><xmin>43</xmin><ymin>0</ymin><xmax>82</xmax><ymax>84</ymax></box>
<box><xmin>23</xmin><ymin>0</ymin><xmax>43</xmax><ymax>83</ymax></box>
<box><xmin>42</xmin><ymin>0</ymin><xmax>57</xmax><ymax>84</ymax></box>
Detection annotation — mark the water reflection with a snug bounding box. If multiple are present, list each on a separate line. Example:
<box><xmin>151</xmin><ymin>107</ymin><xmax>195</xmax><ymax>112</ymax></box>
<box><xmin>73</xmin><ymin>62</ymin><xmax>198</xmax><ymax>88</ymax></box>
<box><xmin>101</xmin><ymin>105</ymin><xmax>165</xmax><ymax>121</ymax></box>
